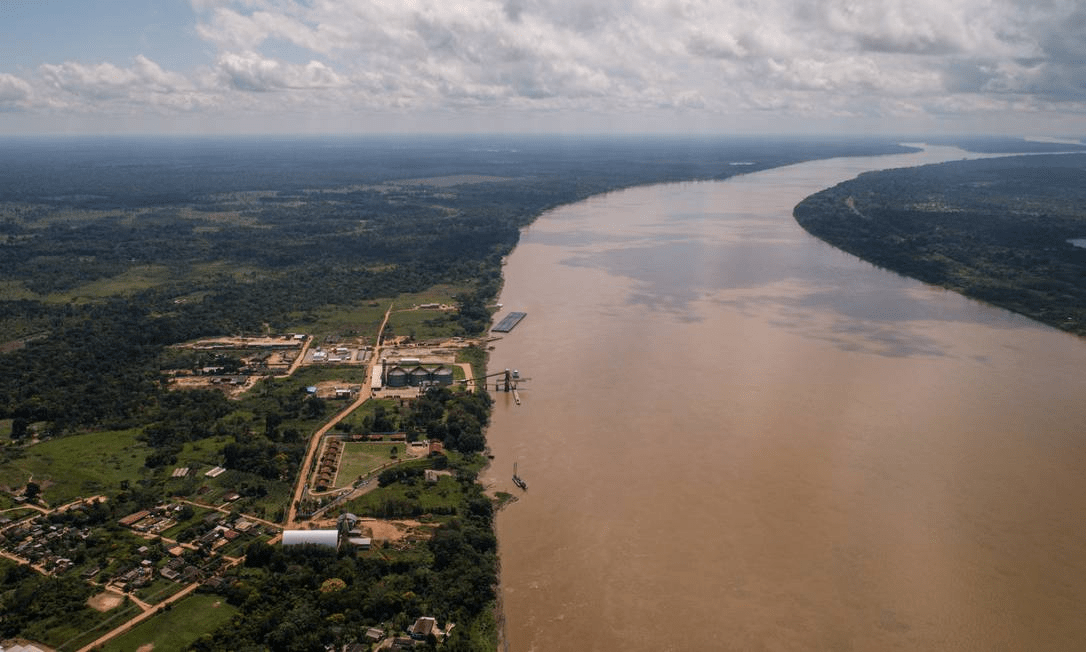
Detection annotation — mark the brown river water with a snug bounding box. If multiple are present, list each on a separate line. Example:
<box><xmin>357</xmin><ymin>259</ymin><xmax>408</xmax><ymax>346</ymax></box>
<box><xmin>481</xmin><ymin>147</ymin><xmax>1086</xmax><ymax>651</ymax></box>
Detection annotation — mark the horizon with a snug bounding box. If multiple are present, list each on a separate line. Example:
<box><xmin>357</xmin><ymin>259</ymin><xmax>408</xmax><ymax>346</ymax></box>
<box><xmin>0</xmin><ymin>131</ymin><xmax>1080</xmax><ymax>143</ymax></box>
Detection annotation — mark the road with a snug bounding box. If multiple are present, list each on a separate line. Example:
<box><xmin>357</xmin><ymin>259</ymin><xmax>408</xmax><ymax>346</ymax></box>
<box><xmin>279</xmin><ymin>334</ymin><xmax>313</xmax><ymax>378</ymax></box>
<box><xmin>284</xmin><ymin>302</ymin><xmax>393</xmax><ymax>527</ymax></box>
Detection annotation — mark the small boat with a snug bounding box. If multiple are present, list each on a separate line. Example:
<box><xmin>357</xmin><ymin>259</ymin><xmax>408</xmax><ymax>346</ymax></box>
<box><xmin>512</xmin><ymin>462</ymin><xmax>527</xmax><ymax>491</ymax></box>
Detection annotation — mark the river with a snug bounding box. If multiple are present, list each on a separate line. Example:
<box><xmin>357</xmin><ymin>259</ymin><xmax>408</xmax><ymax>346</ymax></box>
<box><xmin>482</xmin><ymin>146</ymin><xmax>1086</xmax><ymax>651</ymax></box>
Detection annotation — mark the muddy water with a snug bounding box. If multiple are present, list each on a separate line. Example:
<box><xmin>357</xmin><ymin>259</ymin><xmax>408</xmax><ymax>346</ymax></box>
<box><xmin>483</xmin><ymin>147</ymin><xmax>1086</xmax><ymax>651</ymax></box>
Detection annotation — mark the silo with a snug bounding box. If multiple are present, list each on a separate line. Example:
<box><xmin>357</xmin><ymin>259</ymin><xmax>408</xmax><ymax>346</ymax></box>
<box><xmin>386</xmin><ymin>367</ymin><xmax>408</xmax><ymax>387</ymax></box>
<box><xmin>433</xmin><ymin>366</ymin><xmax>454</xmax><ymax>385</ymax></box>
<box><xmin>409</xmin><ymin>366</ymin><xmax>431</xmax><ymax>387</ymax></box>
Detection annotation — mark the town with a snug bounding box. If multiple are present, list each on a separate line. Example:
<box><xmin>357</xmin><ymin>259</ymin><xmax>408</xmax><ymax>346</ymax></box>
<box><xmin>1</xmin><ymin>299</ymin><xmax>518</xmax><ymax>652</ymax></box>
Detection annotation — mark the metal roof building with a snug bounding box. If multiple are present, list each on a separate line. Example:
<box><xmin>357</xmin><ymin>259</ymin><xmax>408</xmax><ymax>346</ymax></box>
<box><xmin>281</xmin><ymin>529</ymin><xmax>339</xmax><ymax>548</ymax></box>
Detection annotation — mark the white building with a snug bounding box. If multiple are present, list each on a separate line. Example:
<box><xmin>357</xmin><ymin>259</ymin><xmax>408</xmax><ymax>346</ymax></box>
<box><xmin>281</xmin><ymin>529</ymin><xmax>339</xmax><ymax>548</ymax></box>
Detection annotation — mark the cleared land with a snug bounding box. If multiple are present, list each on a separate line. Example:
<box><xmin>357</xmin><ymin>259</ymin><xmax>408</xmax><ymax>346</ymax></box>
<box><xmin>99</xmin><ymin>594</ymin><xmax>237</xmax><ymax>652</ymax></box>
<box><xmin>336</xmin><ymin>442</ymin><xmax>405</xmax><ymax>488</ymax></box>
<box><xmin>0</xmin><ymin>430</ymin><xmax>149</xmax><ymax>505</ymax></box>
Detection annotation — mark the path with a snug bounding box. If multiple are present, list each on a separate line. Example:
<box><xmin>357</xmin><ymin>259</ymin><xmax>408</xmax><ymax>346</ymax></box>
<box><xmin>279</xmin><ymin>335</ymin><xmax>313</xmax><ymax>378</ymax></box>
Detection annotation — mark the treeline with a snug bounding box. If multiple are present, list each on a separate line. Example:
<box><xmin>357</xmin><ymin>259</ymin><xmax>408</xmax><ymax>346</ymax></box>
<box><xmin>794</xmin><ymin>154</ymin><xmax>1086</xmax><ymax>336</ymax></box>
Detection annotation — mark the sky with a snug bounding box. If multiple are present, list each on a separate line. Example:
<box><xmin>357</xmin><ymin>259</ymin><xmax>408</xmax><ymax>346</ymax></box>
<box><xmin>1</xmin><ymin>0</ymin><xmax>1085</xmax><ymax>136</ymax></box>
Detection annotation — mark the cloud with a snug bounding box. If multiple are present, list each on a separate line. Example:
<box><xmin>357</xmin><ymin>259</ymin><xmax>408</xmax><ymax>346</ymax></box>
<box><xmin>0</xmin><ymin>73</ymin><xmax>33</xmax><ymax>107</ymax></box>
<box><xmin>6</xmin><ymin>0</ymin><xmax>1086</xmax><ymax>130</ymax></box>
<box><xmin>215</xmin><ymin>51</ymin><xmax>348</xmax><ymax>91</ymax></box>
<box><xmin>41</xmin><ymin>55</ymin><xmax>190</xmax><ymax>100</ymax></box>
<box><xmin>187</xmin><ymin>0</ymin><xmax>1033</xmax><ymax>116</ymax></box>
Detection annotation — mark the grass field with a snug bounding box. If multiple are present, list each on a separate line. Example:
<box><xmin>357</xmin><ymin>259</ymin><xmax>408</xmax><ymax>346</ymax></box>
<box><xmin>335</xmin><ymin>397</ymin><xmax>405</xmax><ymax>431</ymax></box>
<box><xmin>135</xmin><ymin>577</ymin><xmax>191</xmax><ymax>605</ymax></box>
<box><xmin>289</xmin><ymin>301</ymin><xmax>390</xmax><ymax>341</ymax></box>
<box><xmin>286</xmin><ymin>365</ymin><xmax>372</xmax><ymax>387</ymax></box>
<box><xmin>43</xmin><ymin>264</ymin><xmax>175</xmax><ymax>304</ymax></box>
<box><xmin>336</xmin><ymin>442</ymin><xmax>404</xmax><ymax>487</ymax></box>
<box><xmin>342</xmin><ymin>458</ymin><xmax>468</xmax><ymax>518</ymax></box>
<box><xmin>0</xmin><ymin>429</ymin><xmax>150</xmax><ymax>505</ymax></box>
<box><xmin>49</xmin><ymin>601</ymin><xmax>143</xmax><ymax>652</ymax></box>
<box><xmin>456</xmin><ymin>345</ymin><xmax>488</xmax><ymax>382</ymax></box>
<box><xmin>100</xmin><ymin>593</ymin><xmax>238</xmax><ymax>652</ymax></box>
<box><xmin>386</xmin><ymin>306</ymin><xmax>459</xmax><ymax>341</ymax></box>
<box><xmin>289</xmin><ymin>284</ymin><xmax>471</xmax><ymax>341</ymax></box>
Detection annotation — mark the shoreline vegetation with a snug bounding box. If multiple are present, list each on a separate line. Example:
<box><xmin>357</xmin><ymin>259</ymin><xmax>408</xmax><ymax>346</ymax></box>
<box><xmin>793</xmin><ymin>153</ymin><xmax>1086</xmax><ymax>338</ymax></box>
<box><xmin>0</xmin><ymin>135</ymin><xmax>1079</xmax><ymax>651</ymax></box>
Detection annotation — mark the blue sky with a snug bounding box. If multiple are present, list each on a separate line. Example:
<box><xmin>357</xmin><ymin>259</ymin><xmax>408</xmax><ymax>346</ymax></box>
<box><xmin>1</xmin><ymin>0</ymin><xmax>1085</xmax><ymax>136</ymax></box>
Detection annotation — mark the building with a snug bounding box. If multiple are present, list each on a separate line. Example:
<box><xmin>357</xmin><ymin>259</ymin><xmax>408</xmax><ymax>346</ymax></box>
<box><xmin>281</xmin><ymin>529</ymin><xmax>339</xmax><ymax>548</ymax></box>
<box><xmin>382</xmin><ymin>363</ymin><xmax>456</xmax><ymax>387</ymax></box>
<box><xmin>410</xmin><ymin>616</ymin><xmax>437</xmax><ymax>640</ymax></box>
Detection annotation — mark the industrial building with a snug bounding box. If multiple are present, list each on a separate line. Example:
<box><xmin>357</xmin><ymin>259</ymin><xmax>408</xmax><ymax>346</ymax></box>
<box><xmin>381</xmin><ymin>360</ymin><xmax>455</xmax><ymax>388</ymax></box>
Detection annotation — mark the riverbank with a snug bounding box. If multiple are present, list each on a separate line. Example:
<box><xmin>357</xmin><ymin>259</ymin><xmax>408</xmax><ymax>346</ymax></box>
<box><xmin>794</xmin><ymin>153</ymin><xmax>1086</xmax><ymax>337</ymax></box>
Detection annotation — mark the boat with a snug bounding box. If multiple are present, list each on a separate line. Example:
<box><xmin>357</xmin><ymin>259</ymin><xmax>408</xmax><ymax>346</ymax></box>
<box><xmin>512</xmin><ymin>462</ymin><xmax>527</xmax><ymax>491</ymax></box>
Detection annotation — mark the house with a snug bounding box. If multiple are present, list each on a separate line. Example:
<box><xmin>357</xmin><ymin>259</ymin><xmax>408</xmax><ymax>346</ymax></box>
<box><xmin>410</xmin><ymin>617</ymin><xmax>437</xmax><ymax>640</ymax></box>
<box><xmin>365</xmin><ymin>627</ymin><xmax>385</xmax><ymax>643</ymax></box>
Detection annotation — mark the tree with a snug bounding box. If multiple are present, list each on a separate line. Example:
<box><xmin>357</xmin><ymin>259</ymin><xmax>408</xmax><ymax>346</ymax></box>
<box><xmin>24</xmin><ymin>481</ymin><xmax>40</xmax><ymax>502</ymax></box>
<box><xmin>10</xmin><ymin>417</ymin><xmax>29</xmax><ymax>440</ymax></box>
<box><xmin>303</xmin><ymin>396</ymin><xmax>326</xmax><ymax>418</ymax></box>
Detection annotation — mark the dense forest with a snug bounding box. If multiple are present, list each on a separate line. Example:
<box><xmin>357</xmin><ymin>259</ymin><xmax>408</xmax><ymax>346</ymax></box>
<box><xmin>794</xmin><ymin>153</ymin><xmax>1086</xmax><ymax>337</ymax></box>
<box><xmin>0</xmin><ymin>135</ymin><xmax>924</xmax><ymax>431</ymax></box>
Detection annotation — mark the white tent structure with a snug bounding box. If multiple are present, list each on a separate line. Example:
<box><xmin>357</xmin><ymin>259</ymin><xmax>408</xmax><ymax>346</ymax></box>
<box><xmin>282</xmin><ymin>529</ymin><xmax>339</xmax><ymax>548</ymax></box>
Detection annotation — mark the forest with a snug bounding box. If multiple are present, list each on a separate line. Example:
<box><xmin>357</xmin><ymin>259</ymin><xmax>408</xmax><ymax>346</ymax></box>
<box><xmin>794</xmin><ymin>153</ymin><xmax>1086</xmax><ymax>337</ymax></box>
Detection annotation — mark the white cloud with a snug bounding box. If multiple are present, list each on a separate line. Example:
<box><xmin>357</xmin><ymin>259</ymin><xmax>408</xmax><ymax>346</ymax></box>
<box><xmin>5</xmin><ymin>0</ymin><xmax>1086</xmax><ymax>131</ymax></box>
<box><xmin>40</xmin><ymin>55</ymin><xmax>191</xmax><ymax>100</ymax></box>
<box><xmin>215</xmin><ymin>51</ymin><xmax>348</xmax><ymax>91</ymax></box>
<box><xmin>0</xmin><ymin>73</ymin><xmax>33</xmax><ymax>107</ymax></box>
<box><xmin>185</xmin><ymin>0</ymin><xmax>1068</xmax><ymax>117</ymax></box>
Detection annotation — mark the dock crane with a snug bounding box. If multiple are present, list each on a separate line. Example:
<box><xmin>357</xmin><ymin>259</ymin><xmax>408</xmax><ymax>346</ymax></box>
<box><xmin>460</xmin><ymin>368</ymin><xmax>529</xmax><ymax>404</ymax></box>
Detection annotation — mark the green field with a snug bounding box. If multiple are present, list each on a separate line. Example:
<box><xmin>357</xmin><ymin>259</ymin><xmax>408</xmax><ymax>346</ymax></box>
<box><xmin>288</xmin><ymin>301</ymin><xmax>390</xmax><ymax>341</ymax></box>
<box><xmin>283</xmin><ymin>284</ymin><xmax>471</xmax><ymax>341</ymax></box>
<box><xmin>0</xmin><ymin>429</ymin><xmax>150</xmax><ymax>505</ymax></box>
<box><xmin>283</xmin><ymin>365</ymin><xmax>373</xmax><ymax>387</ymax></box>
<box><xmin>50</xmin><ymin>601</ymin><xmax>143</xmax><ymax>652</ymax></box>
<box><xmin>100</xmin><ymin>593</ymin><xmax>238</xmax><ymax>652</ymax></box>
<box><xmin>42</xmin><ymin>264</ymin><xmax>175</xmax><ymax>304</ymax></box>
<box><xmin>386</xmin><ymin>306</ymin><xmax>459</xmax><ymax>341</ymax></box>
<box><xmin>336</xmin><ymin>442</ymin><xmax>405</xmax><ymax>487</ymax></box>
<box><xmin>341</xmin><ymin>455</ymin><xmax>481</xmax><ymax>519</ymax></box>
<box><xmin>135</xmin><ymin>577</ymin><xmax>191</xmax><ymax>605</ymax></box>
<box><xmin>334</xmin><ymin>397</ymin><xmax>404</xmax><ymax>431</ymax></box>
<box><xmin>456</xmin><ymin>345</ymin><xmax>488</xmax><ymax>382</ymax></box>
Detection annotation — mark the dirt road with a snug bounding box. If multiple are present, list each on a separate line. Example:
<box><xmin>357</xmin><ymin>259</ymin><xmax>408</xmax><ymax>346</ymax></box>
<box><xmin>285</xmin><ymin>303</ymin><xmax>393</xmax><ymax>527</ymax></box>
